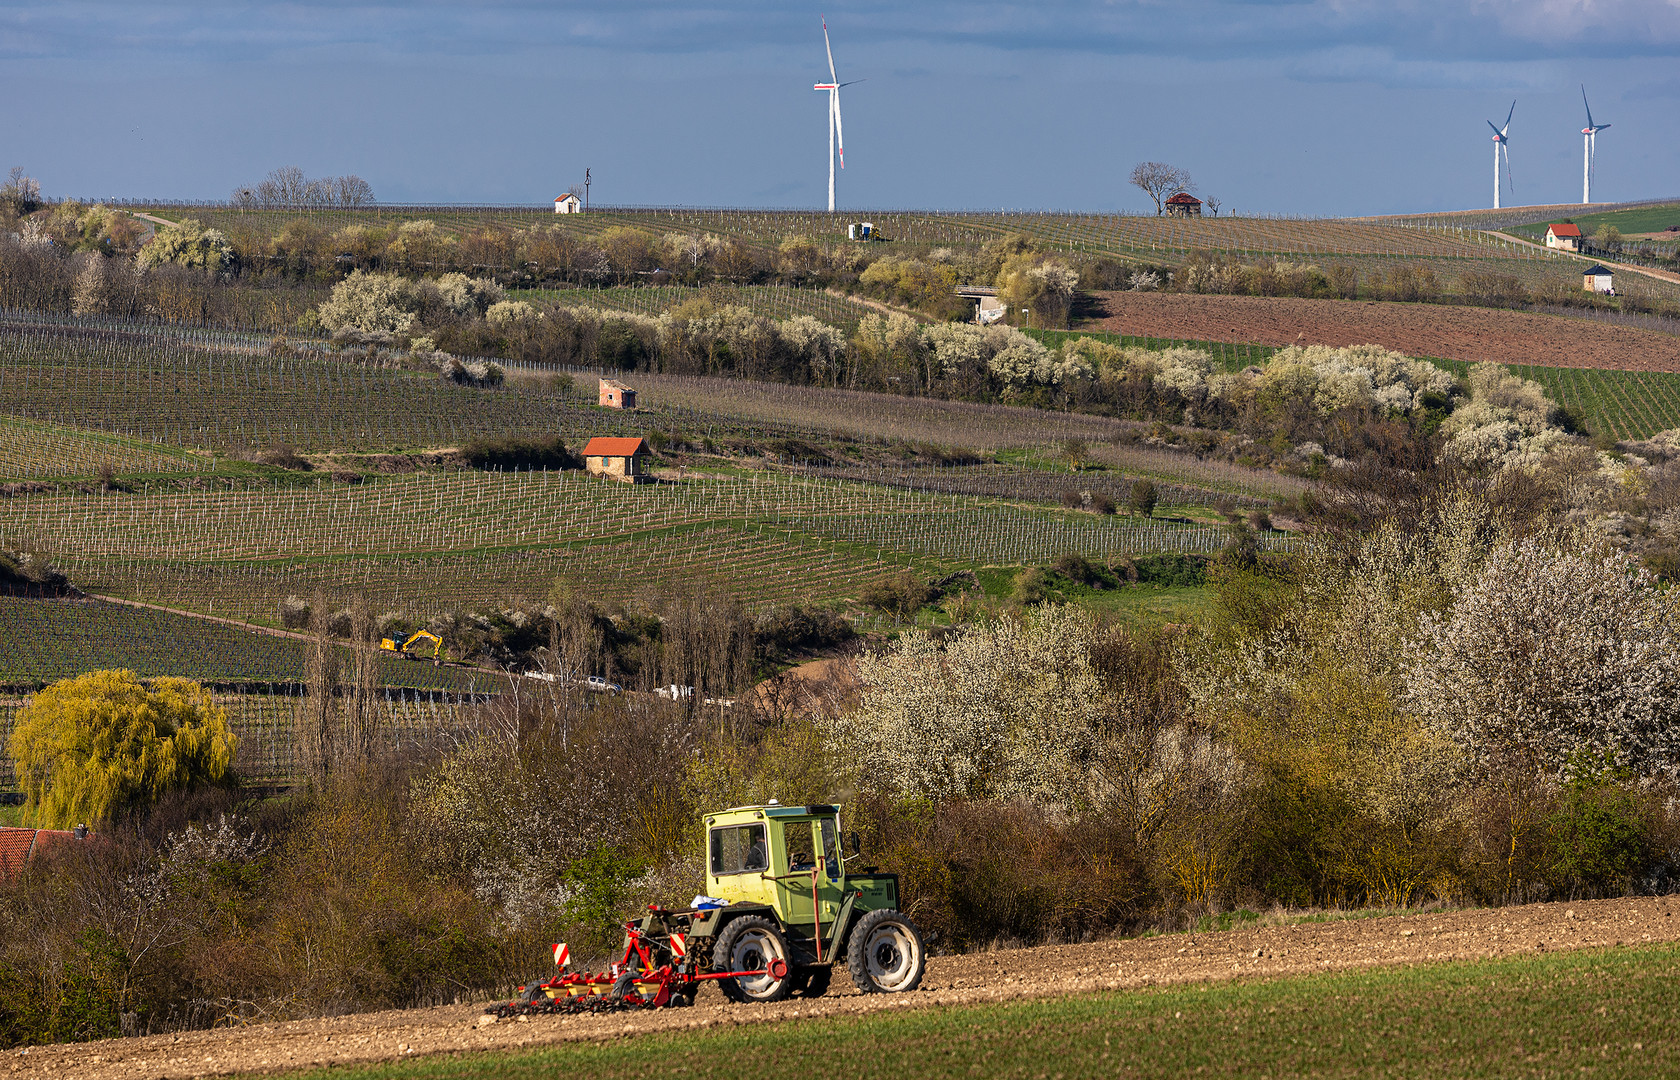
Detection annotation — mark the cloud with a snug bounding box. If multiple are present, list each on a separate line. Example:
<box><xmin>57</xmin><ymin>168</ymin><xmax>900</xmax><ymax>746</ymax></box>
<box><xmin>3</xmin><ymin>1</ymin><xmax>1678</xmax><ymax>68</ymax></box>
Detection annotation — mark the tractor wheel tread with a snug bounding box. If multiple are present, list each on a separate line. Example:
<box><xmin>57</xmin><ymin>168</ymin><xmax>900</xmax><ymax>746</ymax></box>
<box><xmin>711</xmin><ymin>915</ymin><xmax>795</xmax><ymax>1004</ymax></box>
<box><xmin>846</xmin><ymin>909</ymin><xmax>926</xmax><ymax>994</ymax></box>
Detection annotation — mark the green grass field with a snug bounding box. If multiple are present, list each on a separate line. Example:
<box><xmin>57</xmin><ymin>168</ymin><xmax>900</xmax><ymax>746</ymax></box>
<box><xmin>1510</xmin><ymin>202</ymin><xmax>1680</xmax><ymax>243</ymax></box>
<box><xmin>244</xmin><ymin>943</ymin><xmax>1678</xmax><ymax>1080</ymax></box>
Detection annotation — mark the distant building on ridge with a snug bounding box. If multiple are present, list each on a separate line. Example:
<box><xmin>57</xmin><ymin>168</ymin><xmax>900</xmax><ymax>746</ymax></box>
<box><xmin>598</xmin><ymin>378</ymin><xmax>637</xmax><ymax>409</ymax></box>
<box><xmin>1545</xmin><ymin>223</ymin><xmax>1582</xmax><ymax>251</ymax></box>
<box><xmin>554</xmin><ymin>193</ymin><xmax>582</xmax><ymax>214</ymax></box>
<box><xmin>1164</xmin><ymin>192</ymin><xmax>1202</xmax><ymax>218</ymax></box>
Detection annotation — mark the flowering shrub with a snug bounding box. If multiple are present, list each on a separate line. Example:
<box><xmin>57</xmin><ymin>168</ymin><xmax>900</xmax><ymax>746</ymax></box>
<box><xmin>1406</xmin><ymin>536</ymin><xmax>1680</xmax><ymax>779</ymax></box>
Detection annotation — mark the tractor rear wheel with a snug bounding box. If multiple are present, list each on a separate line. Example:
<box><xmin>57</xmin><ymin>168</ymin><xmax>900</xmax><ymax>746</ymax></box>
<box><xmin>847</xmin><ymin>909</ymin><xmax>925</xmax><ymax>994</ymax></box>
<box><xmin>713</xmin><ymin>916</ymin><xmax>795</xmax><ymax>1003</ymax></box>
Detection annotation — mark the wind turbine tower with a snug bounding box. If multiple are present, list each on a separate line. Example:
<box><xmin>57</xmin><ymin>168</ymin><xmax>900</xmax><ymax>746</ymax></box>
<box><xmin>813</xmin><ymin>18</ymin><xmax>859</xmax><ymax>213</ymax></box>
<box><xmin>1488</xmin><ymin>102</ymin><xmax>1514</xmax><ymax>210</ymax></box>
<box><xmin>1581</xmin><ymin>86</ymin><xmax>1610</xmax><ymax>204</ymax></box>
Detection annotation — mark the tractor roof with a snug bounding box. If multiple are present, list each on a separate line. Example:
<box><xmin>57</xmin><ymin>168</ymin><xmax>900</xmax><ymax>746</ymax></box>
<box><xmin>708</xmin><ymin>803</ymin><xmax>840</xmax><ymax>823</ymax></box>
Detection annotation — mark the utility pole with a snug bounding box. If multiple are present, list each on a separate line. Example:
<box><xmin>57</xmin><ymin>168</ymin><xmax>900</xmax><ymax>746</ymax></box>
<box><xmin>585</xmin><ymin>168</ymin><xmax>591</xmax><ymax>211</ymax></box>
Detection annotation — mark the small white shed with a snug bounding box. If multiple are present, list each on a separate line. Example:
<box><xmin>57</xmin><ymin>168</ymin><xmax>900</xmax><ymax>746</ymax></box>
<box><xmin>554</xmin><ymin>194</ymin><xmax>582</xmax><ymax>214</ymax></box>
<box><xmin>1583</xmin><ymin>264</ymin><xmax>1614</xmax><ymax>294</ymax></box>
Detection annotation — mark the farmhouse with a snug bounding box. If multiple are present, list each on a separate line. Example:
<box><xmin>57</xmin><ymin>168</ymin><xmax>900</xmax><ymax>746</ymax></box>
<box><xmin>1583</xmin><ymin>264</ymin><xmax>1615</xmax><ymax>294</ymax></box>
<box><xmin>1164</xmin><ymin>192</ymin><xmax>1202</xmax><ymax>218</ymax></box>
<box><xmin>598</xmin><ymin>378</ymin><xmax>637</xmax><ymax>409</ymax></box>
<box><xmin>582</xmin><ymin>436</ymin><xmax>651</xmax><ymax>482</ymax></box>
<box><xmin>1545</xmin><ymin>223</ymin><xmax>1582</xmax><ymax>251</ymax></box>
<box><xmin>554</xmin><ymin>193</ymin><xmax>582</xmax><ymax>214</ymax></box>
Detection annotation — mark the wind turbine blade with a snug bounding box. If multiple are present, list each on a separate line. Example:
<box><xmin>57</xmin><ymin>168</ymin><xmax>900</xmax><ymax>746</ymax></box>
<box><xmin>1488</xmin><ymin>120</ymin><xmax>1504</xmax><ymax>138</ymax></box>
<box><xmin>1582</xmin><ymin>84</ymin><xmax>1594</xmax><ymax>129</ymax></box>
<box><xmin>838</xmin><ymin>79</ymin><xmax>866</xmax><ymax>88</ymax></box>
<box><xmin>1504</xmin><ymin>100</ymin><xmax>1515</xmax><ymax>131</ymax></box>
<box><xmin>822</xmin><ymin>17</ymin><xmax>838</xmax><ymax>85</ymax></box>
<box><xmin>1503</xmin><ymin>143</ymin><xmax>1513</xmax><ymax>196</ymax></box>
<box><xmin>833</xmin><ymin>91</ymin><xmax>846</xmax><ymax>169</ymax></box>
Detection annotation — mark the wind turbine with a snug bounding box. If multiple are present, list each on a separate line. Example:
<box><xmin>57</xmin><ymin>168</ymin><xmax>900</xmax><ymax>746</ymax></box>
<box><xmin>812</xmin><ymin>18</ymin><xmax>860</xmax><ymax>213</ymax></box>
<box><xmin>1581</xmin><ymin>86</ymin><xmax>1610</xmax><ymax>204</ymax></box>
<box><xmin>1488</xmin><ymin>101</ymin><xmax>1514</xmax><ymax>210</ymax></box>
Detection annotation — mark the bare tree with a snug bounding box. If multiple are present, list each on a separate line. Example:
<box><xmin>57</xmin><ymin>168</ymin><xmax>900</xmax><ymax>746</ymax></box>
<box><xmin>1204</xmin><ymin>196</ymin><xmax>1222</xmax><ymax>217</ymax></box>
<box><xmin>334</xmin><ymin>175</ymin><xmax>376</xmax><ymax>207</ymax></box>
<box><xmin>1129</xmin><ymin>162</ymin><xmax>1195</xmax><ymax>216</ymax></box>
<box><xmin>245</xmin><ymin>166</ymin><xmax>376</xmax><ymax>208</ymax></box>
<box><xmin>2</xmin><ymin>167</ymin><xmax>42</xmax><ymax>214</ymax></box>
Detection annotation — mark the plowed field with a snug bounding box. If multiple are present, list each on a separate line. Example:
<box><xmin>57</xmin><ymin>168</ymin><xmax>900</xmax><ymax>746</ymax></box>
<box><xmin>1095</xmin><ymin>293</ymin><xmax>1680</xmax><ymax>373</ymax></box>
<box><xmin>14</xmin><ymin>894</ymin><xmax>1678</xmax><ymax>1079</ymax></box>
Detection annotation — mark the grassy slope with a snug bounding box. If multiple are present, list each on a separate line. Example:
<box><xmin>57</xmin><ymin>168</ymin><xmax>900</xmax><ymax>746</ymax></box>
<box><xmin>246</xmin><ymin>943</ymin><xmax>1678</xmax><ymax>1080</ymax></box>
<box><xmin>1510</xmin><ymin>203</ymin><xmax>1680</xmax><ymax>240</ymax></box>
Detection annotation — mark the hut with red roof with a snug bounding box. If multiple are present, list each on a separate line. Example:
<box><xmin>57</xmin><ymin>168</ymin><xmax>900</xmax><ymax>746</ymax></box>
<box><xmin>581</xmin><ymin>436</ymin><xmax>651</xmax><ymax>483</ymax></box>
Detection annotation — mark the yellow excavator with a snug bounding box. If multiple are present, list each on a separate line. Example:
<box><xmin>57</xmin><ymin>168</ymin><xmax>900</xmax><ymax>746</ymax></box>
<box><xmin>379</xmin><ymin>628</ymin><xmax>445</xmax><ymax>665</ymax></box>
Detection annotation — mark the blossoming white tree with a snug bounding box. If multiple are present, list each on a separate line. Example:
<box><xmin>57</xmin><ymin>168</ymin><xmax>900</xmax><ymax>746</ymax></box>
<box><xmin>1406</xmin><ymin>535</ymin><xmax>1680</xmax><ymax>779</ymax></box>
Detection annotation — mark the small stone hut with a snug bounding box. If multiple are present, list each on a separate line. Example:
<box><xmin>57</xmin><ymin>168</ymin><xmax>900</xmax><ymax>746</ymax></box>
<box><xmin>1164</xmin><ymin>192</ymin><xmax>1202</xmax><ymax>217</ymax></box>
<box><xmin>582</xmin><ymin>436</ymin><xmax>651</xmax><ymax>483</ymax></box>
<box><xmin>599</xmin><ymin>378</ymin><xmax>637</xmax><ymax>409</ymax></box>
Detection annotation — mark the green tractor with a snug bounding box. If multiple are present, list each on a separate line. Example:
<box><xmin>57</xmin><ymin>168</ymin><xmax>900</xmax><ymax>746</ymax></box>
<box><xmin>623</xmin><ymin>801</ymin><xmax>925</xmax><ymax>1003</ymax></box>
<box><xmin>490</xmin><ymin>802</ymin><xmax>926</xmax><ymax>1016</ymax></box>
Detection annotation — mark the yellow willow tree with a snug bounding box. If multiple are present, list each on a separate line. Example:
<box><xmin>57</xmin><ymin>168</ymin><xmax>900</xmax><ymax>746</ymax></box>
<box><xmin>8</xmin><ymin>670</ymin><xmax>236</xmax><ymax>828</ymax></box>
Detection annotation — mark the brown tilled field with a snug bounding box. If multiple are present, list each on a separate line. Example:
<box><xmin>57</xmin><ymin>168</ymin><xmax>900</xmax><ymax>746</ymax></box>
<box><xmin>1094</xmin><ymin>293</ymin><xmax>1680</xmax><ymax>373</ymax></box>
<box><xmin>14</xmin><ymin>894</ymin><xmax>1678</xmax><ymax>1080</ymax></box>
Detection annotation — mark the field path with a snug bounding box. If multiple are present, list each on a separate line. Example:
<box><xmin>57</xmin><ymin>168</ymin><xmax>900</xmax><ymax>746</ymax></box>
<box><xmin>1093</xmin><ymin>292</ymin><xmax>1680</xmax><ymax>372</ymax></box>
<box><xmin>14</xmin><ymin>893</ymin><xmax>1677</xmax><ymax>1079</ymax></box>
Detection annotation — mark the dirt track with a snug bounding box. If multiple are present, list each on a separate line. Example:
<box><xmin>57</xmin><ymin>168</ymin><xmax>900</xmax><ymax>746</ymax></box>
<box><xmin>1094</xmin><ymin>293</ymin><xmax>1680</xmax><ymax>373</ymax></box>
<box><xmin>12</xmin><ymin>895</ymin><xmax>1677</xmax><ymax>1079</ymax></box>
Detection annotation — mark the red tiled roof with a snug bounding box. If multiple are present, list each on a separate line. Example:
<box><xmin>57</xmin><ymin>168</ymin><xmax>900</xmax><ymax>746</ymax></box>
<box><xmin>1547</xmin><ymin>223</ymin><xmax>1582</xmax><ymax>237</ymax></box>
<box><xmin>0</xmin><ymin>828</ymin><xmax>36</xmax><ymax>879</ymax></box>
<box><xmin>1166</xmin><ymin>192</ymin><xmax>1201</xmax><ymax>204</ymax></box>
<box><xmin>0</xmin><ymin>827</ymin><xmax>78</xmax><ymax>879</ymax></box>
<box><xmin>555</xmin><ymin>194</ymin><xmax>580</xmax><ymax>202</ymax></box>
<box><xmin>582</xmin><ymin>437</ymin><xmax>649</xmax><ymax>458</ymax></box>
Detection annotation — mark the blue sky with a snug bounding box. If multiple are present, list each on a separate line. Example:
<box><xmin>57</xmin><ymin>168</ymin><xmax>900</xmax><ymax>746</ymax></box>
<box><xmin>2</xmin><ymin>1</ymin><xmax>1678</xmax><ymax>215</ymax></box>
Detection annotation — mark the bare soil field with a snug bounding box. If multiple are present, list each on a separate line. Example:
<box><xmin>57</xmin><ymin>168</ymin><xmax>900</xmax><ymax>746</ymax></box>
<box><xmin>1094</xmin><ymin>293</ymin><xmax>1680</xmax><ymax>373</ymax></box>
<box><xmin>13</xmin><ymin>894</ymin><xmax>1677</xmax><ymax>1079</ymax></box>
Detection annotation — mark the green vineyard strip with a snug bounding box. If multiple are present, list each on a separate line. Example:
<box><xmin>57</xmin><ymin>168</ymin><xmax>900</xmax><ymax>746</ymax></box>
<box><xmin>0</xmin><ymin>471</ymin><xmax>1290</xmax><ymax>622</ymax></box>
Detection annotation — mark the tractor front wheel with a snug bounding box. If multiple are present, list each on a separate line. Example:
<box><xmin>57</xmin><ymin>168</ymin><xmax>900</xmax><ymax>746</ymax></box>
<box><xmin>713</xmin><ymin>916</ymin><xmax>795</xmax><ymax>1003</ymax></box>
<box><xmin>846</xmin><ymin>909</ymin><xmax>925</xmax><ymax>994</ymax></box>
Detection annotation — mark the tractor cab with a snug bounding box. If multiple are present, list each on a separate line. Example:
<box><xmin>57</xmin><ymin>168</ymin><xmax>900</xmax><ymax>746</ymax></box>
<box><xmin>705</xmin><ymin>803</ymin><xmax>861</xmax><ymax>935</ymax></box>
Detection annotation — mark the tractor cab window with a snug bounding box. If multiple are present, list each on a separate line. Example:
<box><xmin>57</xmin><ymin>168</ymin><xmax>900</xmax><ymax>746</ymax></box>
<box><xmin>710</xmin><ymin>824</ymin><xmax>767</xmax><ymax>875</ymax></box>
<box><xmin>783</xmin><ymin>822</ymin><xmax>815</xmax><ymax>873</ymax></box>
<box><xmin>819</xmin><ymin>817</ymin><xmax>840</xmax><ymax>879</ymax></box>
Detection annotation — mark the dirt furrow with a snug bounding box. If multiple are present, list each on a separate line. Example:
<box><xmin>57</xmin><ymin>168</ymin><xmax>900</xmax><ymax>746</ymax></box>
<box><xmin>10</xmin><ymin>894</ymin><xmax>1676</xmax><ymax>1079</ymax></box>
